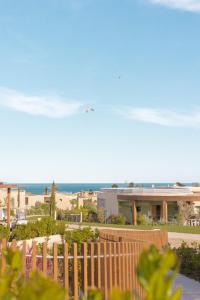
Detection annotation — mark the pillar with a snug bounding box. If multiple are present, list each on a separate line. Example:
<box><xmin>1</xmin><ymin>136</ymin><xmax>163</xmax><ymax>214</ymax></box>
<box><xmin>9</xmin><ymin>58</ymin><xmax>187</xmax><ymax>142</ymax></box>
<box><xmin>132</xmin><ymin>200</ymin><xmax>137</xmax><ymax>225</ymax></box>
<box><xmin>7</xmin><ymin>187</ymin><xmax>11</xmax><ymax>228</ymax></box>
<box><xmin>162</xmin><ymin>200</ymin><xmax>168</xmax><ymax>222</ymax></box>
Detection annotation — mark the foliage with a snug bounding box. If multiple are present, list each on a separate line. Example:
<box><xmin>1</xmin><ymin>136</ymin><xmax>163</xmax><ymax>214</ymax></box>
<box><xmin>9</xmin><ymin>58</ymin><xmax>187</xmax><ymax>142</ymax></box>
<box><xmin>107</xmin><ymin>214</ymin><xmax>126</xmax><ymax>225</ymax></box>
<box><xmin>70</xmin><ymin>199</ymin><xmax>78</xmax><ymax>209</ymax></box>
<box><xmin>0</xmin><ymin>225</ymin><xmax>10</xmax><ymax>240</ymax></box>
<box><xmin>11</xmin><ymin>218</ymin><xmax>65</xmax><ymax>240</ymax></box>
<box><xmin>83</xmin><ymin>202</ymin><xmax>97</xmax><ymax>213</ymax></box>
<box><xmin>64</xmin><ymin>227</ymin><xmax>99</xmax><ymax>246</ymax></box>
<box><xmin>192</xmin><ymin>182</ymin><xmax>200</xmax><ymax>187</ymax></box>
<box><xmin>137</xmin><ymin>214</ymin><xmax>148</xmax><ymax>225</ymax></box>
<box><xmin>175</xmin><ymin>242</ymin><xmax>200</xmax><ymax>281</ymax></box>
<box><xmin>0</xmin><ymin>249</ymin><xmax>65</xmax><ymax>300</ymax></box>
<box><xmin>97</xmin><ymin>208</ymin><xmax>105</xmax><ymax>223</ymax></box>
<box><xmin>177</xmin><ymin>201</ymin><xmax>195</xmax><ymax>225</ymax></box>
<box><xmin>111</xmin><ymin>184</ymin><xmax>118</xmax><ymax>188</ymax></box>
<box><xmin>128</xmin><ymin>182</ymin><xmax>134</xmax><ymax>188</ymax></box>
<box><xmin>27</xmin><ymin>202</ymin><xmax>50</xmax><ymax>216</ymax></box>
<box><xmin>175</xmin><ymin>182</ymin><xmax>186</xmax><ymax>187</ymax></box>
<box><xmin>137</xmin><ymin>245</ymin><xmax>182</xmax><ymax>300</ymax></box>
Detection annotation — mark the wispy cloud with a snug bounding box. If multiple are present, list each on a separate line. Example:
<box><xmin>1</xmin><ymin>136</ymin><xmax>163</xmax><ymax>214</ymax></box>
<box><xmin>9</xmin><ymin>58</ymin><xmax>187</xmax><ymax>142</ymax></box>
<box><xmin>117</xmin><ymin>106</ymin><xmax>200</xmax><ymax>127</ymax></box>
<box><xmin>150</xmin><ymin>0</ymin><xmax>200</xmax><ymax>12</ymax></box>
<box><xmin>0</xmin><ymin>87</ymin><xmax>82</xmax><ymax>118</ymax></box>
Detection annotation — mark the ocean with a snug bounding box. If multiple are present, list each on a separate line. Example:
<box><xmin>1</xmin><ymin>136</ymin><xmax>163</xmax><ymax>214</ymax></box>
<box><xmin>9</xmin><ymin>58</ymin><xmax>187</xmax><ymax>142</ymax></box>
<box><xmin>18</xmin><ymin>183</ymin><xmax>191</xmax><ymax>195</ymax></box>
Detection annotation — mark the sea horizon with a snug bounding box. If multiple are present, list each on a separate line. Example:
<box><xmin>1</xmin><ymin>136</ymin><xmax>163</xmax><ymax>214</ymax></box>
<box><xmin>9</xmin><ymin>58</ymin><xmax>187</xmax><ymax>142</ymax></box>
<box><xmin>13</xmin><ymin>182</ymin><xmax>193</xmax><ymax>195</ymax></box>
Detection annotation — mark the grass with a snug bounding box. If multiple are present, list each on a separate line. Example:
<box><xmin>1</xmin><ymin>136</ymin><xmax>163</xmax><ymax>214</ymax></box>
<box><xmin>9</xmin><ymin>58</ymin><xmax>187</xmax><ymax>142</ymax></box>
<box><xmin>65</xmin><ymin>222</ymin><xmax>200</xmax><ymax>234</ymax></box>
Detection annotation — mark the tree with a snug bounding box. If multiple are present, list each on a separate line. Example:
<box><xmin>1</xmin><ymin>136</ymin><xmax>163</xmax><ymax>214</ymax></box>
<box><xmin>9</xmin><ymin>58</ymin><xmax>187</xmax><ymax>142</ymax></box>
<box><xmin>17</xmin><ymin>188</ymin><xmax>20</xmax><ymax>208</ymax></box>
<box><xmin>177</xmin><ymin>200</ymin><xmax>195</xmax><ymax>225</ymax></box>
<box><xmin>112</xmin><ymin>184</ymin><xmax>118</xmax><ymax>188</ymax></box>
<box><xmin>128</xmin><ymin>182</ymin><xmax>134</xmax><ymax>188</ymax></box>
<box><xmin>49</xmin><ymin>182</ymin><xmax>56</xmax><ymax>219</ymax></box>
<box><xmin>176</xmin><ymin>182</ymin><xmax>186</xmax><ymax>187</ymax></box>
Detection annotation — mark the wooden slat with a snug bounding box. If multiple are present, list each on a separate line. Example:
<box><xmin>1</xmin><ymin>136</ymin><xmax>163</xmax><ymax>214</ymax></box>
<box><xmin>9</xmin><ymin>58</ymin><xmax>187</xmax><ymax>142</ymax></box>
<box><xmin>11</xmin><ymin>240</ymin><xmax>17</xmax><ymax>251</ymax></box>
<box><xmin>32</xmin><ymin>241</ymin><xmax>37</xmax><ymax>271</ymax></box>
<box><xmin>64</xmin><ymin>243</ymin><xmax>69</xmax><ymax>299</ymax></box>
<box><xmin>22</xmin><ymin>241</ymin><xmax>26</xmax><ymax>275</ymax></box>
<box><xmin>128</xmin><ymin>243</ymin><xmax>131</xmax><ymax>290</ymax></box>
<box><xmin>90</xmin><ymin>243</ymin><xmax>94</xmax><ymax>288</ymax></box>
<box><xmin>97</xmin><ymin>243</ymin><xmax>101</xmax><ymax>289</ymax></box>
<box><xmin>122</xmin><ymin>243</ymin><xmax>125</xmax><ymax>290</ymax></box>
<box><xmin>129</xmin><ymin>243</ymin><xmax>134</xmax><ymax>291</ymax></box>
<box><xmin>125</xmin><ymin>243</ymin><xmax>128</xmax><ymax>290</ymax></box>
<box><xmin>73</xmin><ymin>243</ymin><xmax>78</xmax><ymax>300</ymax></box>
<box><xmin>103</xmin><ymin>243</ymin><xmax>108</xmax><ymax>298</ymax></box>
<box><xmin>53</xmin><ymin>243</ymin><xmax>58</xmax><ymax>281</ymax></box>
<box><xmin>117</xmin><ymin>242</ymin><xmax>122</xmax><ymax>289</ymax></box>
<box><xmin>42</xmin><ymin>242</ymin><xmax>47</xmax><ymax>276</ymax></box>
<box><xmin>113</xmin><ymin>242</ymin><xmax>117</xmax><ymax>287</ymax></box>
<box><xmin>108</xmin><ymin>242</ymin><xmax>113</xmax><ymax>290</ymax></box>
<box><xmin>83</xmin><ymin>243</ymin><xmax>88</xmax><ymax>295</ymax></box>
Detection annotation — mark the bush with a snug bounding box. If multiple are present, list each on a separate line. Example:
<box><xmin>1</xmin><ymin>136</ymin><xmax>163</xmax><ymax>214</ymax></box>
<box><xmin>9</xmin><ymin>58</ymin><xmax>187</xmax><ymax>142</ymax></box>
<box><xmin>0</xmin><ymin>249</ymin><xmax>65</xmax><ymax>300</ymax></box>
<box><xmin>107</xmin><ymin>214</ymin><xmax>126</xmax><ymax>225</ymax></box>
<box><xmin>137</xmin><ymin>214</ymin><xmax>147</xmax><ymax>225</ymax></box>
<box><xmin>27</xmin><ymin>202</ymin><xmax>50</xmax><ymax>216</ymax></box>
<box><xmin>64</xmin><ymin>227</ymin><xmax>99</xmax><ymax>246</ymax></box>
<box><xmin>138</xmin><ymin>245</ymin><xmax>182</xmax><ymax>300</ymax></box>
<box><xmin>11</xmin><ymin>218</ymin><xmax>65</xmax><ymax>241</ymax></box>
<box><xmin>0</xmin><ymin>225</ymin><xmax>10</xmax><ymax>240</ymax></box>
<box><xmin>174</xmin><ymin>242</ymin><xmax>200</xmax><ymax>281</ymax></box>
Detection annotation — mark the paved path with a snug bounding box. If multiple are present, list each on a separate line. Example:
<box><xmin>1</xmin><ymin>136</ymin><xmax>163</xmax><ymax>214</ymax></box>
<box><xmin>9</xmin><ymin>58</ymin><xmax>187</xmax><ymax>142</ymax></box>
<box><xmin>175</xmin><ymin>274</ymin><xmax>200</xmax><ymax>300</ymax></box>
<box><xmin>169</xmin><ymin>232</ymin><xmax>200</xmax><ymax>247</ymax></box>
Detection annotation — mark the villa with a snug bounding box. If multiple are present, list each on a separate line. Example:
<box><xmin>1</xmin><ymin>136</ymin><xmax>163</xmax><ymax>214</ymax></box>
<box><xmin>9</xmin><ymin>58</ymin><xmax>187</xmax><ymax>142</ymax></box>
<box><xmin>97</xmin><ymin>187</ymin><xmax>200</xmax><ymax>224</ymax></box>
<box><xmin>0</xmin><ymin>184</ymin><xmax>97</xmax><ymax>221</ymax></box>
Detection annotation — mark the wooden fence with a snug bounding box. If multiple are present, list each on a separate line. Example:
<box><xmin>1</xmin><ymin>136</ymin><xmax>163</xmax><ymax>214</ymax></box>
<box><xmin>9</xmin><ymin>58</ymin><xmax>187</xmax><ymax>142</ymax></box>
<box><xmin>0</xmin><ymin>239</ymin><xmax>147</xmax><ymax>300</ymax></box>
<box><xmin>99</xmin><ymin>229</ymin><xmax>168</xmax><ymax>250</ymax></box>
<box><xmin>0</xmin><ymin>230</ymin><xmax>167</xmax><ymax>299</ymax></box>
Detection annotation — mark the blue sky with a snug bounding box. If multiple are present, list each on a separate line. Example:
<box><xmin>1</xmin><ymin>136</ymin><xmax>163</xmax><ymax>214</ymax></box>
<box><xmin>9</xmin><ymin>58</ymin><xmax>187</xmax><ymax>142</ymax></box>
<box><xmin>1</xmin><ymin>0</ymin><xmax>200</xmax><ymax>183</ymax></box>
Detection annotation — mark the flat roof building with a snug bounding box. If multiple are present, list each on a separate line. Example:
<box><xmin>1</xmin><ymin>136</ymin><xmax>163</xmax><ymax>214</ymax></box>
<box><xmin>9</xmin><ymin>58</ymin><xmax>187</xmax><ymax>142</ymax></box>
<box><xmin>97</xmin><ymin>187</ymin><xmax>200</xmax><ymax>224</ymax></box>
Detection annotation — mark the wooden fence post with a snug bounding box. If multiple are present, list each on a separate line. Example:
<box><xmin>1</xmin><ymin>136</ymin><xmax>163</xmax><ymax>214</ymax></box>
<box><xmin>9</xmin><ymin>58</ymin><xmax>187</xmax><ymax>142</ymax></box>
<box><xmin>83</xmin><ymin>243</ymin><xmax>88</xmax><ymax>296</ymax></box>
<box><xmin>53</xmin><ymin>243</ymin><xmax>58</xmax><ymax>281</ymax></box>
<box><xmin>73</xmin><ymin>243</ymin><xmax>78</xmax><ymax>300</ymax></box>
<box><xmin>32</xmin><ymin>241</ymin><xmax>37</xmax><ymax>272</ymax></box>
<box><xmin>64</xmin><ymin>243</ymin><xmax>69</xmax><ymax>300</ymax></box>
<box><xmin>97</xmin><ymin>243</ymin><xmax>101</xmax><ymax>289</ymax></box>
<box><xmin>42</xmin><ymin>242</ymin><xmax>47</xmax><ymax>276</ymax></box>
<box><xmin>90</xmin><ymin>243</ymin><xmax>94</xmax><ymax>288</ymax></box>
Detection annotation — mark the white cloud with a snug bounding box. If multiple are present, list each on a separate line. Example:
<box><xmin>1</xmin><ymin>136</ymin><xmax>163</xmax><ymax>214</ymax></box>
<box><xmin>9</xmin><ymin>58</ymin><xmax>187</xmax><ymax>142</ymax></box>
<box><xmin>150</xmin><ymin>0</ymin><xmax>200</xmax><ymax>12</ymax></box>
<box><xmin>0</xmin><ymin>87</ymin><xmax>82</xmax><ymax>118</ymax></box>
<box><xmin>118</xmin><ymin>107</ymin><xmax>200</xmax><ymax>127</ymax></box>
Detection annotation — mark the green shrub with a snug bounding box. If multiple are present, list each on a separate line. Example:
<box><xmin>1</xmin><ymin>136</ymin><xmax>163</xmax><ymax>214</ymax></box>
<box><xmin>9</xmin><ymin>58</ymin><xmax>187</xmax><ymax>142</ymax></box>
<box><xmin>97</xmin><ymin>208</ymin><xmax>105</xmax><ymax>223</ymax></box>
<box><xmin>107</xmin><ymin>214</ymin><xmax>126</xmax><ymax>225</ymax></box>
<box><xmin>0</xmin><ymin>249</ymin><xmax>65</xmax><ymax>300</ymax></box>
<box><xmin>137</xmin><ymin>214</ymin><xmax>147</xmax><ymax>225</ymax></box>
<box><xmin>174</xmin><ymin>242</ymin><xmax>200</xmax><ymax>281</ymax></box>
<box><xmin>137</xmin><ymin>245</ymin><xmax>182</xmax><ymax>300</ymax></box>
<box><xmin>27</xmin><ymin>202</ymin><xmax>50</xmax><ymax>216</ymax></box>
<box><xmin>0</xmin><ymin>225</ymin><xmax>10</xmax><ymax>240</ymax></box>
<box><xmin>64</xmin><ymin>227</ymin><xmax>99</xmax><ymax>246</ymax></box>
<box><xmin>11</xmin><ymin>218</ymin><xmax>65</xmax><ymax>241</ymax></box>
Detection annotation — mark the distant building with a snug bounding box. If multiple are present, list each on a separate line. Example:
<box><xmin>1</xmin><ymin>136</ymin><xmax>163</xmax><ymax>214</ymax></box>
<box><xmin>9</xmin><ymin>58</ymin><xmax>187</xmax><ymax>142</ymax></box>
<box><xmin>0</xmin><ymin>187</ymin><xmax>97</xmax><ymax>220</ymax></box>
<box><xmin>97</xmin><ymin>187</ymin><xmax>200</xmax><ymax>224</ymax></box>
